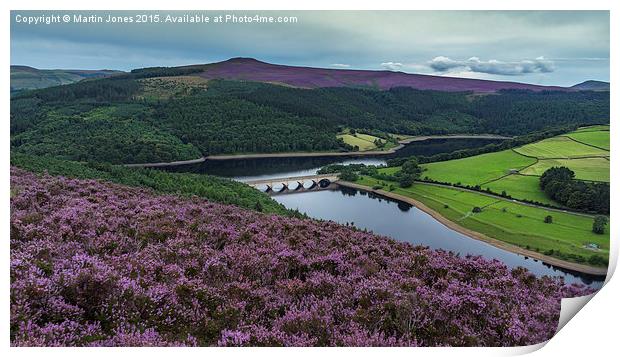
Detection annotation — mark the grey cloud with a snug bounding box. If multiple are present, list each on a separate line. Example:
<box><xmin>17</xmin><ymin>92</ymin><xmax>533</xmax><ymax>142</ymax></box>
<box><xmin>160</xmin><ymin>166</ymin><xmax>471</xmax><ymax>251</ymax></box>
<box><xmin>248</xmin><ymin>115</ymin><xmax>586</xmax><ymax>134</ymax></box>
<box><xmin>428</xmin><ymin>56</ymin><xmax>555</xmax><ymax>75</ymax></box>
<box><xmin>10</xmin><ymin>11</ymin><xmax>608</xmax><ymax>86</ymax></box>
<box><xmin>381</xmin><ymin>62</ymin><xmax>403</xmax><ymax>71</ymax></box>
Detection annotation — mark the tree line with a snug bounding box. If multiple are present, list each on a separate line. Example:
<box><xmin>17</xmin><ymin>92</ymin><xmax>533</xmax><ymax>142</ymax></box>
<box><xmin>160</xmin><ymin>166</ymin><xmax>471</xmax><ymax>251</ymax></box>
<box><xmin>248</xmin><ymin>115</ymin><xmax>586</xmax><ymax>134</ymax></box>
<box><xmin>10</xmin><ymin>75</ymin><xmax>609</xmax><ymax>164</ymax></box>
<box><xmin>540</xmin><ymin>167</ymin><xmax>609</xmax><ymax>214</ymax></box>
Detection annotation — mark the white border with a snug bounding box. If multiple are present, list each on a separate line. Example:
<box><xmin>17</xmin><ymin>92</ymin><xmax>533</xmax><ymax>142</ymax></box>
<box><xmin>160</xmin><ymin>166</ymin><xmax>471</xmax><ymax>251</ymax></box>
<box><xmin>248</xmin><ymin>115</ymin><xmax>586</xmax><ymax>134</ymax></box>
<box><xmin>2</xmin><ymin>1</ymin><xmax>617</xmax><ymax>356</ymax></box>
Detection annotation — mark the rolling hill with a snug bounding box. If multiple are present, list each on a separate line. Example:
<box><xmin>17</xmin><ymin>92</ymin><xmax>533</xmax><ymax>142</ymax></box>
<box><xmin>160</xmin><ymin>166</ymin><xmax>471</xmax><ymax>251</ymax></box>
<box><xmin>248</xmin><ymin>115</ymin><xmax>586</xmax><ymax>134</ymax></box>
<box><xmin>571</xmin><ymin>80</ymin><xmax>610</xmax><ymax>91</ymax></box>
<box><xmin>12</xmin><ymin>59</ymin><xmax>607</xmax><ymax>94</ymax></box>
<box><xmin>191</xmin><ymin>58</ymin><xmax>571</xmax><ymax>93</ymax></box>
<box><xmin>10</xmin><ymin>65</ymin><xmax>122</xmax><ymax>92</ymax></box>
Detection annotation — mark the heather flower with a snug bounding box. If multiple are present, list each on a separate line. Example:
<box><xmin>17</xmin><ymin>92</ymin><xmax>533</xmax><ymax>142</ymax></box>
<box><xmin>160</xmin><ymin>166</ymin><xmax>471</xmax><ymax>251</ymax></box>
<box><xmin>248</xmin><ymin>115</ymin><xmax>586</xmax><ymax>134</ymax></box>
<box><xmin>10</xmin><ymin>168</ymin><xmax>594</xmax><ymax>347</ymax></box>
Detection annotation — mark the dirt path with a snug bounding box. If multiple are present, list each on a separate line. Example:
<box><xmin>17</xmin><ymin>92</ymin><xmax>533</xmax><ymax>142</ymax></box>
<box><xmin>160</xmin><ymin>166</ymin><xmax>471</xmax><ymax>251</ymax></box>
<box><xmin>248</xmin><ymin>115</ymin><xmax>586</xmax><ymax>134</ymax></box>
<box><xmin>337</xmin><ymin>181</ymin><xmax>608</xmax><ymax>276</ymax></box>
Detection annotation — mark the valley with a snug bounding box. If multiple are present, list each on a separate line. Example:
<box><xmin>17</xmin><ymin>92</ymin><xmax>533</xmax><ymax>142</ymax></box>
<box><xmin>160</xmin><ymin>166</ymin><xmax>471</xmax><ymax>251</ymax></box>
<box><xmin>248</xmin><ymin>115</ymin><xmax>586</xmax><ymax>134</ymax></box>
<box><xmin>9</xmin><ymin>60</ymin><xmax>610</xmax><ymax>276</ymax></box>
<box><xmin>349</xmin><ymin>126</ymin><xmax>610</xmax><ymax>271</ymax></box>
<box><xmin>8</xmin><ymin>8</ymin><xmax>613</xmax><ymax>348</ymax></box>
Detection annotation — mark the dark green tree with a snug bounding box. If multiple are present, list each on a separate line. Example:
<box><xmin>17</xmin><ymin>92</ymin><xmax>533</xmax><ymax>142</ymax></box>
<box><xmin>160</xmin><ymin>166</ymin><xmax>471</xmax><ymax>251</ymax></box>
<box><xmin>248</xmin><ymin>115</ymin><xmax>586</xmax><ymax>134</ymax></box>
<box><xmin>339</xmin><ymin>170</ymin><xmax>359</xmax><ymax>182</ymax></box>
<box><xmin>399</xmin><ymin>175</ymin><xmax>414</xmax><ymax>188</ymax></box>
<box><xmin>592</xmin><ymin>215</ymin><xmax>608</xmax><ymax>234</ymax></box>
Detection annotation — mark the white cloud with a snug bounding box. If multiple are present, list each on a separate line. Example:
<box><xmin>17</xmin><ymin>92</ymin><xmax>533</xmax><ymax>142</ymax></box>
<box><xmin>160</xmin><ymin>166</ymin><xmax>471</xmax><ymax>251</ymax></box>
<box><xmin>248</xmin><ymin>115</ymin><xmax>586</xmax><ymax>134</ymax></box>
<box><xmin>380</xmin><ymin>62</ymin><xmax>403</xmax><ymax>71</ymax></box>
<box><xmin>428</xmin><ymin>56</ymin><xmax>555</xmax><ymax>75</ymax></box>
<box><xmin>330</xmin><ymin>63</ymin><xmax>351</xmax><ymax>68</ymax></box>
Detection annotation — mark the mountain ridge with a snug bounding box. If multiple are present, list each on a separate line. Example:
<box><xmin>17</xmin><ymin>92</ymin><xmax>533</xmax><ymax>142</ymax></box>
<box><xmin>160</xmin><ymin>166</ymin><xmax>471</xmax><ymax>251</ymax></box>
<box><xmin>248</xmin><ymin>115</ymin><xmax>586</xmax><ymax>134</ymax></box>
<box><xmin>571</xmin><ymin>80</ymin><xmax>610</xmax><ymax>91</ymax></box>
<box><xmin>192</xmin><ymin>57</ymin><xmax>569</xmax><ymax>93</ymax></box>
<box><xmin>11</xmin><ymin>59</ymin><xmax>608</xmax><ymax>93</ymax></box>
<box><xmin>10</xmin><ymin>65</ymin><xmax>123</xmax><ymax>92</ymax></box>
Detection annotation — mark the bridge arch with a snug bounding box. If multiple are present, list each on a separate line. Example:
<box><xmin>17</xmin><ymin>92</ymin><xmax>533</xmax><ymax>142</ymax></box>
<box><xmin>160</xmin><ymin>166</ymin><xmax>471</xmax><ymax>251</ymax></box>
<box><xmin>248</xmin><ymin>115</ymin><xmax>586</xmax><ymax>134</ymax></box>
<box><xmin>272</xmin><ymin>183</ymin><xmax>288</xmax><ymax>193</ymax></box>
<box><xmin>244</xmin><ymin>174</ymin><xmax>339</xmax><ymax>194</ymax></box>
<box><xmin>318</xmin><ymin>178</ymin><xmax>331</xmax><ymax>188</ymax></box>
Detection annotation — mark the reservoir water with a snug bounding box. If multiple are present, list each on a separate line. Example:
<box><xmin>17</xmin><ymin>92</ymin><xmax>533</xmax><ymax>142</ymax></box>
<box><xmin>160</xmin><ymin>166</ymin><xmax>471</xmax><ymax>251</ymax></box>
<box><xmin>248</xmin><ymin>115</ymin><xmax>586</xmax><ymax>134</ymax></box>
<box><xmin>273</xmin><ymin>187</ymin><xmax>603</xmax><ymax>287</ymax></box>
<box><xmin>165</xmin><ymin>138</ymin><xmax>605</xmax><ymax>287</ymax></box>
<box><xmin>167</xmin><ymin>138</ymin><xmax>504</xmax><ymax>180</ymax></box>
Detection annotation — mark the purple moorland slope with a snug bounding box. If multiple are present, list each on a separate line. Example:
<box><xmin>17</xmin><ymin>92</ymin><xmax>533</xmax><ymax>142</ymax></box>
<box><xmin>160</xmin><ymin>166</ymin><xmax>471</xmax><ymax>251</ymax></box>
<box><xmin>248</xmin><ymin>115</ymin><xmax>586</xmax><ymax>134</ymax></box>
<box><xmin>196</xmin><ymin>58</ymin><xmax>570</xmax><ymax>93</ymax></box>
<box><xmin>10</xmin><ymin>168</ymin><xmax>590</xmax><ymax>347</ymax></box>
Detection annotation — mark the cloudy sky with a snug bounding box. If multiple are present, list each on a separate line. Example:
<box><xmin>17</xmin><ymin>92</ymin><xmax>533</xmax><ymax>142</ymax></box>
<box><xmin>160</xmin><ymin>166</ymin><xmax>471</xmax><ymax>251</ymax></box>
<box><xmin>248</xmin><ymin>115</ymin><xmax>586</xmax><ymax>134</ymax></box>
<box><xmin>11</xmin><ymin>10</ymin><xmax>609</xmax><ymax>86</ymax></box>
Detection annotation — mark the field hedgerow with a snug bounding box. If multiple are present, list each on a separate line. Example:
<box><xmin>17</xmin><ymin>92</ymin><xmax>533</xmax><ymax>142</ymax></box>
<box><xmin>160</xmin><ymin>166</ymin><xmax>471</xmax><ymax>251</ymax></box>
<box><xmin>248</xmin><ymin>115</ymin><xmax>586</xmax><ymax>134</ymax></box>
<box><xmin>10</xmin><ymin>168</ymin><xmax>592</xmax><ymax>347</ymax></box>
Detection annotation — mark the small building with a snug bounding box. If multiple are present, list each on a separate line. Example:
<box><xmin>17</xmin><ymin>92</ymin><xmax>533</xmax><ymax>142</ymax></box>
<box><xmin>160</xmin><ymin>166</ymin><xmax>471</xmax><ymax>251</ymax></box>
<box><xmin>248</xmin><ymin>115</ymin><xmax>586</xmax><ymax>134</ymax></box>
<box><xmin>508</xmin><ymin>169</ymin><xmax>519</xmax><ymax>174</ymax></box>
<box><xmin>586</xmin><ymin>243</ymin><xmax>600</xmax><ymax>249</ymax></box>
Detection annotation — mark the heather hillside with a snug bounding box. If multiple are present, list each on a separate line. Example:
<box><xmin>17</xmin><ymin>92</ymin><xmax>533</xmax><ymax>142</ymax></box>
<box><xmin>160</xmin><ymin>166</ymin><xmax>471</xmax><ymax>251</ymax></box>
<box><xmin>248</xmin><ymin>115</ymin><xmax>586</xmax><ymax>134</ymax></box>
<box><xmin>10</xmin><ymin>168</ymin><xmax>590</xmax><ymax>346</ymax></box>
<box><xmin>198</xmin><ymin>58</ymin><xmax>569</xmax><ymax>92</ymax></box>
<box><xmin>10</xmin><ymin>153</ymin><xmax>291</xmax><ymax>216</ymax></box>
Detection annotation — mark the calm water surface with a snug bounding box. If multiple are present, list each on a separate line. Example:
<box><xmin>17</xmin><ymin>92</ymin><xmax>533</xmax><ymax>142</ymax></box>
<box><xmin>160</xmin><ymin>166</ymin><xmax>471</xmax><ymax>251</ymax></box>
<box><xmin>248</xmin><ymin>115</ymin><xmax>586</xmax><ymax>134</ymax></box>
<box><xmin>167</xmin><ymin>138</ymin><xmax>503</xmax><ymax>181</ymax></box>
<box><xmin>274</xmin><ymin>188</ymin><xmax>604</xmax><ymax>287</ymax></box>
<box><xmin>166</xmin><ymin>138</ymin><xmax>604</xmax><ymax>287</ymax></box>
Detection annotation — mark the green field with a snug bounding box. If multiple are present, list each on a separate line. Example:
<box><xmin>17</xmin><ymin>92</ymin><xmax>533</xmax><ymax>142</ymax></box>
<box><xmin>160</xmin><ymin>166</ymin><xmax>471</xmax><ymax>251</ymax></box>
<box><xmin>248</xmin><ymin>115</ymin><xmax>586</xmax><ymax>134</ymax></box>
<box><xmin>573</xmin><ymin>125</ymin><xmax>610</xmax><ymax>133</ymax></box>
<box><xmin>421</xmin><ymin>150</ymin><xmax>536</xmax><ymax>186</ymax></box>
<box><xmin>565</xmin><ymin>130</ymin><xmax>610</xmax><ymax>150</ymax></box>
<box><xmin>513</xmin><ymin>136</ymin><xmax>608</xmax><ymax>159</ymax></box>
<box><xmin>482</xmin><ymin>175</ymin><xmax>555</xmax><ymax>205</ymax></box>
<box><xmin>357</xmin><ymin>176</ymin><xmax>609</xmax><ymax>267</ymax></box>
<box><xmin>520</xmin><ymin>157</ymin><xmax>610</xmax><ymax>182</ymax></box>
<box><xmin>389</xmin><ymin>133</ymin><xmax>415</xmax><ymax>141</ymax></box>
<box><xmin>413</xmin><ymin>127</ymin><xmax>610</xmax><ymax>203</ymax></box>
<box><xmin>337</xmin><ymin>132</ymin><xmax>396</xmax><ymax>151</ymax></box>
<box><xmin>337</xmin><ymin>134</ymin><xmax>379</xmax><ymax>151</ymax></box>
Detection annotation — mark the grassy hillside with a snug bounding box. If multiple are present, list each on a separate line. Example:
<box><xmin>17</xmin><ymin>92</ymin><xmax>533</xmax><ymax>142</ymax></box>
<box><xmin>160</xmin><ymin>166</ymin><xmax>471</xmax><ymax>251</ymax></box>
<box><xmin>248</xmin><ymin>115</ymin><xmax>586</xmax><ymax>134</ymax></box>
<box><xmin>421</xmin><ymin>150</ymin><xmax>536</xmax><ymax>186</ymax></box>
<box><xmin>337</xmin><ymin>134</ymin><xmax>379</xmax><ymax>151</ymax></box>
<box><xmin>520</xmin><ymin>158</ymin><xmax>609</xmax><ymax>182</ymax></box>
<box><xmin>513</xmin><ymin>136</ymin><xmax>608</xmax><ymax>159</ymax></box>
<box><xmin>565</xmin><ymin>130</ymin><xmax>610</xmax><ymax>150</ymax></box>
<box><xmin>356</xmin><ymin>125</ymin><xmax>611</xmax><ymax>267</ymax></box>
<box><xmin>336</xmin><ymin>130</ymin><xmax>398</xmax><ymax>152</ymax></box>
<box><xmin>357</xmin><ymin>176</ymin><xmax>609</xmax><ymax>267</ymax></box>
<box><xmin>417</xmin><ymin>126</ymin><xmax>610</xmax><ymax>204</ymax></box>
<box><xmin>482</xmin><ymin>175</ymin><xmax>556</xmax><ymax>205</ymax></box>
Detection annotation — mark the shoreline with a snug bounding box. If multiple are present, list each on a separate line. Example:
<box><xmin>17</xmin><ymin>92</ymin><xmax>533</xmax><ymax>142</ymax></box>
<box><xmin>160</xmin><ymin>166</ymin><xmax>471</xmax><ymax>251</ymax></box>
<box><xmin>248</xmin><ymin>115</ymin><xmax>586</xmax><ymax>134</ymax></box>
<box><xmin>123</xmin><ymin>157</ymin><xmax>206</xmax><ymax>168</ymax></box>
<box><xmin>337</xmin><ymin>180</ymin><xmax>608</xmax><ymax>276</ymax></box>
<box><xmin>397</xmin><ymin>134</ymin><xmax>511</xmax><ymax>144</ymax></box>
<box><xmin>121</xmin><ymin>134</ymin><xmax>511</xmax><ymax>168</ymax></box>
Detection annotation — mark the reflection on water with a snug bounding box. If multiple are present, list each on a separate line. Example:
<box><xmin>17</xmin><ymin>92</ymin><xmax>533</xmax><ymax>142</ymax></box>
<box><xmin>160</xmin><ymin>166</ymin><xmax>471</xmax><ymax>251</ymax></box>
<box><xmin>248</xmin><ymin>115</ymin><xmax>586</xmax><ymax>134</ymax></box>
<box><xmin>163</xmin><ymin>137</ymin><xmax>604</xmax><ymax>287</ymax></box>
<box><xmin>274</xmin><ymin>187</ymin><xmax>604</xmax><ymax>288</ymax></box>
<box><xmin>166</xmin><ymin>138</ymin><xmax>504</xmax><ymax>180</ymax></box>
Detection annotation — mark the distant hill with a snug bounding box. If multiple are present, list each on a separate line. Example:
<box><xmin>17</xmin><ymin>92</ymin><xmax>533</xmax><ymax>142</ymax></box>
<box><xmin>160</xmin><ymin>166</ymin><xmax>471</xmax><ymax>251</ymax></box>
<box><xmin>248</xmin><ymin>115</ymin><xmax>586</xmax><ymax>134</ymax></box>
<box><xmin>571</xmin><ymin>80</ymin><xmax>610</xmax><ymax>91</ymax></box>
<box><xmin>190</xmin><ymin>57</ymin><xmax>571</xmax><ymax>93</ymax></box>
<box><xmin>10</xmin><ymin>65</ymin><xmax>122</xmax><ymax>92</ymax></box>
